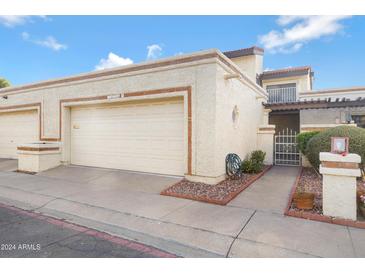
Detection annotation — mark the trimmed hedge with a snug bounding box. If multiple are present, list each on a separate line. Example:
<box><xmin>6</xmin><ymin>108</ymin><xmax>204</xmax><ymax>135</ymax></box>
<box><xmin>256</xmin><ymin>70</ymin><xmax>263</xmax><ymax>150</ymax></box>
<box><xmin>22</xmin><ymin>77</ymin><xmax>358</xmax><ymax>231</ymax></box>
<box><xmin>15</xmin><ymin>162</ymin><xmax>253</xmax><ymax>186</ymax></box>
<box><xmin>306</xmin><ymin>126</ymin><xmax>365</xmax><ymax>170</ymax></box>
<box><xmin>297</xmin><ymin>131</ymin><xmax>320</xmax><ymax>154</ymax></box>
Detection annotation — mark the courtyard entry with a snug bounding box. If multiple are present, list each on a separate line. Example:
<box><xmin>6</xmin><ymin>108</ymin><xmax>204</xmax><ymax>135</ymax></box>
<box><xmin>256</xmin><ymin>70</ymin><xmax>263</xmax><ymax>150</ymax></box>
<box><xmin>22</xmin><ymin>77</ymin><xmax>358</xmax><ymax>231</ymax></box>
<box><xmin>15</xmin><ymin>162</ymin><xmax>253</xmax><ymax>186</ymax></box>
<box><xmin>274</xmin><ymin>128</ymin><xmax>301</xmax><ymax>166</ymax></box>
<box><xmin>269</xmin><ymin>111</ymin><xmax>299</xmax><ymax>134</ymax></box>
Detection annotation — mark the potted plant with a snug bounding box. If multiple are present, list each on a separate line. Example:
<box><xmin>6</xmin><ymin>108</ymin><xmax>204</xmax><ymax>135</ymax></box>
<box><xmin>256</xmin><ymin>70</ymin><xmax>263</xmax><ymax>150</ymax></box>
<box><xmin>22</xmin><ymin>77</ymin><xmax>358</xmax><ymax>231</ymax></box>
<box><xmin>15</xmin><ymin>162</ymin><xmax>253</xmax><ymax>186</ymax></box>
<box><xmin>293</xmin><ymin>192</ymin><xmax>315</xmax><ymax>210</ymax></box>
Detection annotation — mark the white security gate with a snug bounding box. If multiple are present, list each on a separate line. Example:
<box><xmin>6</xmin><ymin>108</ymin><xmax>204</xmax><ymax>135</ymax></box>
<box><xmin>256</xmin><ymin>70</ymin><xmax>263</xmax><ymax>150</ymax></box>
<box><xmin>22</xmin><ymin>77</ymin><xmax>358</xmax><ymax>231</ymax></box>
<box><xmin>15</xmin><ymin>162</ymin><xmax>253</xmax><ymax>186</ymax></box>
<box><xmin>274</xmin><ymin>128</ymin><xmax>301</xmax><ymax>166</ymax></box>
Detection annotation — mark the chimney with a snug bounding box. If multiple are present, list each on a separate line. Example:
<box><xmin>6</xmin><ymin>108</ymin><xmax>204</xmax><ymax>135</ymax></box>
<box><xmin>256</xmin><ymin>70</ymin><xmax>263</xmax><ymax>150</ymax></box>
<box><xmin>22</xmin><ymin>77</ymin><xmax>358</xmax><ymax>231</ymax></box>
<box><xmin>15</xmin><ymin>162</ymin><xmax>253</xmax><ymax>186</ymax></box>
<box><xmin>223</xmin><ymin>46</ymin><xmax>264</xmax><ymax>83</ymax></box>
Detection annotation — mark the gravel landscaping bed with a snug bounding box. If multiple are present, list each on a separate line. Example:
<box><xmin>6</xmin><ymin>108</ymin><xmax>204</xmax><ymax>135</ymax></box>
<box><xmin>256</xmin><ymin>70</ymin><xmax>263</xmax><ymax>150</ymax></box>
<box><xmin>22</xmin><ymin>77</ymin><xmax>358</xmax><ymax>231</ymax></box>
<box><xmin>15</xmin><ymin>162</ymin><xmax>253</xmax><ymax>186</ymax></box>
<box><xmin>290</xmin><ymin>167</ymin><xmax>323</xmax><ymax>214</ymax></box>
<box><xmin>288</xmin><ymin>167</ymin><xmax>365</xmax><ymax>220</ymax></box>
<box><xmin>160</xmin><ymin>165</ymin><xmax>271</xmax><ymax>205</ymax></box>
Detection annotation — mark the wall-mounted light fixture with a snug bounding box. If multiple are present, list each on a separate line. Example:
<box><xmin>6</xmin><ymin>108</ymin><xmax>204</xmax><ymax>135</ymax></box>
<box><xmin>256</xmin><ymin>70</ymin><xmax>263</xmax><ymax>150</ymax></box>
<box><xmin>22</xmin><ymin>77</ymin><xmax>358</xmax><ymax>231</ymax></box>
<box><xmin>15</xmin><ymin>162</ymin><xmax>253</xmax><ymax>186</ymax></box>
<box><xmin>232</xmin><ymin>105</ymin><xmax>240</xmax><ymax>129</ymax></box>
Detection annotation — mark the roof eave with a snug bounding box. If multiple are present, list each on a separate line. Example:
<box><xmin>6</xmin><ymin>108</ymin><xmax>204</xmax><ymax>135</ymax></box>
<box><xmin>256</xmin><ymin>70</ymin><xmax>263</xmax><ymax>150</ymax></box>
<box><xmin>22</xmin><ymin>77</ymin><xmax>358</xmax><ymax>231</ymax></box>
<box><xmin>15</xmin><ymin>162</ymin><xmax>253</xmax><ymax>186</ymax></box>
<box><xmin>264</xmin><ymin>97</ymin><xmax>365</xmax><ymax>111</ymax></box>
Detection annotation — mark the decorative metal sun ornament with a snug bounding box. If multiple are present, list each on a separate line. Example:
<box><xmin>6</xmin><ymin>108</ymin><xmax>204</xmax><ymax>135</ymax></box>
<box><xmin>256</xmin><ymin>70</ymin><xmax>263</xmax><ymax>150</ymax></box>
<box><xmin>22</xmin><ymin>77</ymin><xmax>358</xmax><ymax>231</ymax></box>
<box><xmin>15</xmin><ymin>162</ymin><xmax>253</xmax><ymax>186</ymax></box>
<box><xmin>225</xmin><ymin>153</ymin><xmax>242</xmax><ymax>179</ymax></box>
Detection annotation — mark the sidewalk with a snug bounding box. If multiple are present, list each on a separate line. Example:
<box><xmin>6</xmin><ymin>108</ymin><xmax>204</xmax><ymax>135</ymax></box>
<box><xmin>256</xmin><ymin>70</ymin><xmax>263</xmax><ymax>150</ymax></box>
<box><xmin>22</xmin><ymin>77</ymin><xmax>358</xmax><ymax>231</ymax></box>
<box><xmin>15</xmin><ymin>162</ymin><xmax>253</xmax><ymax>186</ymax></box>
<box><xmin>0</xmin><ymin>165</ymin><xmax>364</xmax><ymax>257</ymax></box>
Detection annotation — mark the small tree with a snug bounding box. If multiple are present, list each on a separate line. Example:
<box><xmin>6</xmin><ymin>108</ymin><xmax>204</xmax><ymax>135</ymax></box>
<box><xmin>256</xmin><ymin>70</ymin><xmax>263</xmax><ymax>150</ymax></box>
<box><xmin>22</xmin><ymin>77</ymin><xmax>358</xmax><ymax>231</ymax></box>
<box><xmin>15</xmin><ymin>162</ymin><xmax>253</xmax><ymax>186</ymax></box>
<box><xmin>0</xmin><ymin>78</ymin><xmax>10</xmax><ymax>89</ymax></box>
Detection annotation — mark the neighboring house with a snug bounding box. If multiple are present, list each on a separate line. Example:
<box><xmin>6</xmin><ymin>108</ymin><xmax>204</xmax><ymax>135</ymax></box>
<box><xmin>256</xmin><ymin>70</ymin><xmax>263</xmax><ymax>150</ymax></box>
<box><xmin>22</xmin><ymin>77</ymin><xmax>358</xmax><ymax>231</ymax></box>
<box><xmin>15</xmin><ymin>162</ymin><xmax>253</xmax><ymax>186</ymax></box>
<box><xmin>0</xmin><ymin>46</ymin><xmax>364</xmax><ymax>183</ymax></box>
<box><xmin>261</xmin><ymin>67</ymin><xmax>365</xmax><ymax>133</ymax></box>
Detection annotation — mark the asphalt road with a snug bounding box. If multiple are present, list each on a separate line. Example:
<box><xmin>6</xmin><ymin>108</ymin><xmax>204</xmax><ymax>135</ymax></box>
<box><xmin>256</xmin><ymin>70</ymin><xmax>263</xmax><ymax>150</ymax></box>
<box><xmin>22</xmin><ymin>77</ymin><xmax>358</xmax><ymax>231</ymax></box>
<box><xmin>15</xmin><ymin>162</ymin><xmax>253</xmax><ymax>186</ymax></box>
<box><xmin>0</xmin><ymin>204</ymin><xmax>176</xmax><ymax>258</ymax></box>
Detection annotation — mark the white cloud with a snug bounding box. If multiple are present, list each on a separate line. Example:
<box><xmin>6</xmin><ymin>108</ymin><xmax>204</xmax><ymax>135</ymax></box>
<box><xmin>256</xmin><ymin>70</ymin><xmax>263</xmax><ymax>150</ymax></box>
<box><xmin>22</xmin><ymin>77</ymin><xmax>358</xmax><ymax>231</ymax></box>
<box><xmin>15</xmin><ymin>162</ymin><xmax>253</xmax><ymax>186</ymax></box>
<box><xmin>95</xmin><ymin>52</ymin><xmax>134</xmax><ymax>70</ymax></box>
<box><xmin>276</xmin><ymin>16</ymin><xmax>311</xmax><ymax>26</ymax></box>
<box><xmin>258</xmin><ymin>16</ymin><xmax>351</xmax><ymax>54</ymax></box>
<box><xmin>147</xmin><ymin>44</ymin><xmax>163</xmax><ymax>60</ymax></box>
<box><xmin>35</xmin><ymin>36</ymin><xmax>67</xmax><ymax>51</ymax></box>
<box><xmin>22</xmin><ymin>32</ymin><xmax>67</xmax><ymax>51</ymax></box>
<box><xmin>0</xmin><ymin>15</ymin><xmax>48</xmax><ymax>27</ymax></box>
<box><xmin>21</xmin><ymin>31</ymin><xmax>30</xmax><ymax>40</ymax></box>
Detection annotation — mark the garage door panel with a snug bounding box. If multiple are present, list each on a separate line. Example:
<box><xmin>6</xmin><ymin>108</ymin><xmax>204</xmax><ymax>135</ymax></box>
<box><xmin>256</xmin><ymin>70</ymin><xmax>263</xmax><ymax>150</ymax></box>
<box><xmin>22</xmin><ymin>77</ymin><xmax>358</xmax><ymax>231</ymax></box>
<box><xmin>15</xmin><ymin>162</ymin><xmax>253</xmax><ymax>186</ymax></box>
<box><xmin>0</xmin><ymin>110</ymin><xmax>38</xmax><ymax>159</ymax></box>
<box><xmin>71</xmin><ymin>100</ymin><xmax>185</xmax><ymax>175</ymax></box>
<box><xmin>72</xmin><ymin>121</ymin><xmax>183</xmax><ymax>137</ymax></box>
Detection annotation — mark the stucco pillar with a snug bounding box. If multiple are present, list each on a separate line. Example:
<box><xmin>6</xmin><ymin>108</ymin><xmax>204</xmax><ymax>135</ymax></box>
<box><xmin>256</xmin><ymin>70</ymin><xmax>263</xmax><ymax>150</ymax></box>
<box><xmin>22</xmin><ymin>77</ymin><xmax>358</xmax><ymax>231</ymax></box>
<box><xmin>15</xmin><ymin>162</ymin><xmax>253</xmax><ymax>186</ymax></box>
<box><xmin>17</xmin><ymin>142</ymin><xmax>61</xmax><ymax>173</ymax></box>
<box><xmin>319</xmin><ymin>152</ymin><xmax>361</xmax><ymax>220</ymax></box>
<box><xmin>257</xmin><ymin>125</ymin><xmax>275</xmax><ymax>165</ymax></box>
<box><xmin>256</xmin><ymin>108</ymin><xmax>275</xmax><ymax>165</ymax></box>
<box><xmin>262</xmin><ymin>108</ymin><xmax>271</xmax><ymax>125</ymax></box>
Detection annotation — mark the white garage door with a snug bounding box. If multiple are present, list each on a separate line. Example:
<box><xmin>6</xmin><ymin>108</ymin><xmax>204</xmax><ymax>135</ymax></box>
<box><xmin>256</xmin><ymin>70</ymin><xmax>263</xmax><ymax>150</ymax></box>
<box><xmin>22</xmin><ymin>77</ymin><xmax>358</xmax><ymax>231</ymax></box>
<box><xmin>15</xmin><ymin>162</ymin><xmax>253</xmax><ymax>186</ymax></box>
<box><xmin>70</xmin><ymin>99</ymin><xmax>185</xmax><ymax>175</ymax></box>
<box><xmin>0</xmin><ymin>110</ymin><xmax>39</xmax><ymax>159</ymax></box>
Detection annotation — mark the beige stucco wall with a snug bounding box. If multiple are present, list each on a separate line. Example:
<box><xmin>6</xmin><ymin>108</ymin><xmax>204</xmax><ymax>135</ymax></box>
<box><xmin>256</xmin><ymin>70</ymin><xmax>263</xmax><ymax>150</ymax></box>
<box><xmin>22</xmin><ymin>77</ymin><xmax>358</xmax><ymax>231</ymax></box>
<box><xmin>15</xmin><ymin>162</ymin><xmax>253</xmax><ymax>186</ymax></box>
<box><xmin>229</xmin><ymin>55</ymin><xmax>263</xmax><ymax>83</ymax></box>
<box><xmin>320</xmin><ymin>152</ymin><xmax>361</xmax><ymax>220</ymax></box>
<box><xmin>0</xmin><ymin>49</ymin><xmax>268</xmax><ymax>184</ymax></box>
<box><xmin>256</xmin><ymin>129</ymin><xmax>275</xmax><ymax>165</ymax></box>
<box><xmin>0</xmin><ymin>51</ymin><xmax>216</xmax><ymax>179</ymax></box>
<box><xmin>213</xmin><ymin>61</ymin><xmax>267</xmax><ymax>181</ymax></box>
<box><xmin>300</xmin><ymin>107</ymin><xmax>365</xmax><ymax>125</ymax></box>
<box><xmin>18</xmin><ymin>151</ymin><xmax>61</xmax><ymax>173</ymax></box>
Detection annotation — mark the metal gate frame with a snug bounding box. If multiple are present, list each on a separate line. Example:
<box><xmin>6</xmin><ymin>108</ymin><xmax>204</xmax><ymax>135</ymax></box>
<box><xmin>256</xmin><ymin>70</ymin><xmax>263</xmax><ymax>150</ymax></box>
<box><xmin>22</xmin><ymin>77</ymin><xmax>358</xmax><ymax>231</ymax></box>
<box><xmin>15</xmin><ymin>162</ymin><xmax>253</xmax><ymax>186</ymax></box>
<box><xmin>274</xmin><ymin>128</ymin><xmax>301</xmax><ymax>166</ymax></box>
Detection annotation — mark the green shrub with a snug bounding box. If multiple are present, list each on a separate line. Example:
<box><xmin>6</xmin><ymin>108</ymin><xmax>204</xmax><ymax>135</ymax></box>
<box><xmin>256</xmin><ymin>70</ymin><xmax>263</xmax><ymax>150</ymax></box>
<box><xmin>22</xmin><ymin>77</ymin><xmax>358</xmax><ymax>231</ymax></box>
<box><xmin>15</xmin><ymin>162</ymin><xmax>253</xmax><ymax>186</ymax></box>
<box><xmin>297</xmin><ymin>131</ymin><xmax>320</xmax><ymax>155</ymax></box>
<box><xmin>306</xmin><ymin>126</ymin><xmax>365</xmax><ymax>171</ymax></box>
<box><xmin>241</xmin><ymin>159</ymin><xmax>254</xmax><ymax>173</ymax></box>
<box><xmin>241</xmin><ymin>150</ymin><xmax>266</xmax><ymax>174</ymax></box>
<box><xmin>251</xmin><ymin>150</ymin><xmax>266</xmax><ymax>164</ymax></box>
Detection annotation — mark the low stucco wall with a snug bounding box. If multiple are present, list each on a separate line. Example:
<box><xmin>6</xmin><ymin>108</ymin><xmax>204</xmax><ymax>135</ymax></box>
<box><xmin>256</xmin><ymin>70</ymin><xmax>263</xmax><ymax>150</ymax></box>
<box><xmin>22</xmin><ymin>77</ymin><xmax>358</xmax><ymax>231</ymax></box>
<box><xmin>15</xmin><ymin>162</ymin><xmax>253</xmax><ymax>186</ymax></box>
<box><xmin>300</xmin><ymin>107</ymin><xmax>365</xmax><ymax>125</ymax></box>
<box><xmin>256</xmin><ymin>128</ymin><xmax>275</xmax><ymax>165</ymax></box>
<box><xmin>229</xmin><ymin>54</ymin><xmax>263</xmax><ymax>83</ymax></box>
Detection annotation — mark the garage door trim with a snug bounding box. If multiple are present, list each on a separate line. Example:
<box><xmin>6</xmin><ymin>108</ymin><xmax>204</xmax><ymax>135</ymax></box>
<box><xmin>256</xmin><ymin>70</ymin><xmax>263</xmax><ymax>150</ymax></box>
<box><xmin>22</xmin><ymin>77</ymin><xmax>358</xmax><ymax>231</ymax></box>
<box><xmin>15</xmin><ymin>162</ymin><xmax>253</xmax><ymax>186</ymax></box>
<box><xmin>61</xmin><ymin>86</ymin><xmax>192</xmax><ymax>175</ymax></box>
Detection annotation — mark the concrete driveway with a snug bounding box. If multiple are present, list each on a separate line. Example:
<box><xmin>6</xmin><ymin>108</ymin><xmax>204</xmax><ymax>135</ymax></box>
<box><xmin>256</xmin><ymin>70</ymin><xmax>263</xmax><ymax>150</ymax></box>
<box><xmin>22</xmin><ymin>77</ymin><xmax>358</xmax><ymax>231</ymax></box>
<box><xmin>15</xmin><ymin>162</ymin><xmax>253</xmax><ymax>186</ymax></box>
<box><xmin>0</xmin><ymin>159</ymin><xmax>18</xmax><ymax>172</ymax></box>
<box><xmin>0</xmin><ymin>164</ymin><xmax>364</xmax><ymax>258</ymax></box>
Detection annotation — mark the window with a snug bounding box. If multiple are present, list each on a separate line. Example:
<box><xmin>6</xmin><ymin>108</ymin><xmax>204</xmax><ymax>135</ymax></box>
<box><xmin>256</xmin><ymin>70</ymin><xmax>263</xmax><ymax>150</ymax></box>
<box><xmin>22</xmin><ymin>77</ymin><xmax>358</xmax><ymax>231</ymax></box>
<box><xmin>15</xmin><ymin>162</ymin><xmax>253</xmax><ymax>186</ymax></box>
<box><xmin>267</xmin><ymin>83</ymin><xmax>297</xmax><ymax>103</ymax></box>
<box><xmin>352</xmin><ymin>115</ymin><xmax>365</xmax><ymax>128</ymax></box>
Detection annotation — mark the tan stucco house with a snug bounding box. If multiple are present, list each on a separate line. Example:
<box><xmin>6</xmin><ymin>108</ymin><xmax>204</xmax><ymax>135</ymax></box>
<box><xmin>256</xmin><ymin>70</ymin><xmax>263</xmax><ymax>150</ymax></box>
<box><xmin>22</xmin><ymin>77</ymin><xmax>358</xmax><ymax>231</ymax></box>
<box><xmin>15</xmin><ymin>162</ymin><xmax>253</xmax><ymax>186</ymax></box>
<box><xmin>0</xmin><ymin>46</ymin><xmax>364</xmax><ymax>183</ymax></box>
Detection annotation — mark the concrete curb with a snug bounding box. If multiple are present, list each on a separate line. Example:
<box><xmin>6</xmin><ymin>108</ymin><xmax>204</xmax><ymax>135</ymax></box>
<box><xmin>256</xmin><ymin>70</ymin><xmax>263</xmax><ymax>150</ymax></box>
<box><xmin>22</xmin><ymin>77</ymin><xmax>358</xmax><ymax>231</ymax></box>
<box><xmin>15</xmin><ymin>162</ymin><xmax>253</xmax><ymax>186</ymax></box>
<box><xmin>0</xmin><ymin>202</ymin><xmax>177</xmax><ymax>258</ymax></box>
<box><xmin>0</xmin><ymin>193</ymin><xmax>224</xmax><ymax>258</ymax></box>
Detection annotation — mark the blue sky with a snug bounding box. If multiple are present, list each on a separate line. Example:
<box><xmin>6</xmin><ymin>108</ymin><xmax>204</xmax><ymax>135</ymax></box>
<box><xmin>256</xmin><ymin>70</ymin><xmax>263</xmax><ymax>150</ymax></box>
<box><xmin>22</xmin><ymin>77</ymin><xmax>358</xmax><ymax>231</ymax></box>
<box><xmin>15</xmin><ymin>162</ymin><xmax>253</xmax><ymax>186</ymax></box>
<box><xmin>0</xmin><ymin>15</ymin><xmax>364</xmax><ymax>90</ymax></box>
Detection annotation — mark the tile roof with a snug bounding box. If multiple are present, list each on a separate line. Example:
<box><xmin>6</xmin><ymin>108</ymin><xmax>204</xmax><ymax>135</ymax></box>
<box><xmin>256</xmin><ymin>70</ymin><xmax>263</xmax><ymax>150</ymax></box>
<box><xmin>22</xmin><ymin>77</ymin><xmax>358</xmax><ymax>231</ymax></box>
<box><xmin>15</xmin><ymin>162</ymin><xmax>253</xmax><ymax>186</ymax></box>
<box><xmin>261</xmin><ymin>66</ymin><xmax>311</xmax><ymax>77</ymax></box>
<box><xmin>223</xmin><ymin>46</ymin><xmax>264</xmax><ymax>58</ymax></box>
